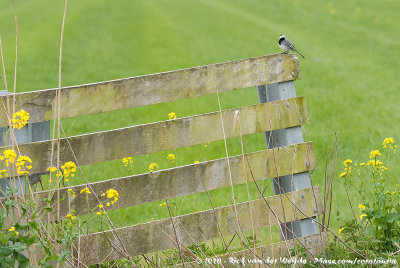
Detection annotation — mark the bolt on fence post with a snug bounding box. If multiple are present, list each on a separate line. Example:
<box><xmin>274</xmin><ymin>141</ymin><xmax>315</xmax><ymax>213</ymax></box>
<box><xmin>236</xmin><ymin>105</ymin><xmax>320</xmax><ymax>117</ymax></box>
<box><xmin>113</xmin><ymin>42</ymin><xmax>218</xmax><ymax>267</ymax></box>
<box><xmin>257</xmin><ymin>81</ymin><xmax>319</xmax><ymax>240</ymax></box>
<box><xmin>0</xmin><ymin>90</ymin><xmax>50</xmax><ymax>197</ymax></box>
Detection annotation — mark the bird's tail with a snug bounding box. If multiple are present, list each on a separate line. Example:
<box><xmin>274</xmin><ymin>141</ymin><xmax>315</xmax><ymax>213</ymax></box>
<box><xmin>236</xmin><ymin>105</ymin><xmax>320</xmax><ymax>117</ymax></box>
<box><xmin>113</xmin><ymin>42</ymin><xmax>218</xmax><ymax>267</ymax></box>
<box><xmin>294</xmin><ymin>49</ymin><xmax>305</xmax><ymax>58</ymax></box>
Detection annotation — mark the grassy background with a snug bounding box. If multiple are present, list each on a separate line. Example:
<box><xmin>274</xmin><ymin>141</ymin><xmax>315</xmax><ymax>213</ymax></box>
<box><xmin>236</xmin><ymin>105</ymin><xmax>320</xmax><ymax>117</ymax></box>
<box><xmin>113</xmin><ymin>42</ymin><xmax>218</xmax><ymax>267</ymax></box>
<box><xmin>1</xmin><ymin>0</ymin><xmax>400</xmax><ymax>243</ymax></box>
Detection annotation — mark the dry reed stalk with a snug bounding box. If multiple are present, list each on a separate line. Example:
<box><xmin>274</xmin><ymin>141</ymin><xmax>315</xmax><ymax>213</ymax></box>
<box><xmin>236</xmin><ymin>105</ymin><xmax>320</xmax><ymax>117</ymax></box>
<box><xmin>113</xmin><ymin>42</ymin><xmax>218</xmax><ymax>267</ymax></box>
<box><xmin>265</xmin><ymin>112</ymin><xmax>292</xmax><ymax>252</ymax></box>
<box><xmin>293</xmin><ymin>98</ymin><xmax>327</xmax><ymax>258</ymax></box>
<box><xmin>165</xmin><ymin>199</ymin><xmax>186</xmax><ymax>267</ymax></box>
<box><xmin>157</xmin><ymin>225</ymin><xmax>208</xmax><ymax>268</ymax></box>
<box><xmin>234</xmin><ymin>110</ymin><xmax>257</xmax><ymax>258</ymax></box>
<box><xmin>215</xmin><ymin>91</ymin><xmax>242</xmax><ymax>236</ymax></box>
<box><xmin>343</xmin><ymin>174</ymin><xmax>369</xmax><ymax>258</ymax></box>
<box><xmin>322</xmin><ymin>134</ymin><xmax>337</xmax><ymax>230</ymax></box>
<box><xmin>59</xmin><ymin>125</ymin><xmax>138</xmax><ymax>267</ymax></box>
<box><xmin>198</xmin><ymin>174</ymin><xmax>232</xmax><ymax>256</ymax></box>
<box><xmin>52</xmin><ymin>1</ymin><xmax>69</xmax><ymax>263</ymax></box>
<box><xmin>215</xmin><ymin>90</ymin><xmax>260</xmax><ymax>255</ymax></box>
<box><xmin>240</xmin><ymin>131</ymin><xmax>329</xmax><ymax>266</ymax></box>
<box><xmin>0</xmin><ymin>14</ymin><xmax>34</xmax><ymax>258</ymax></box>
<box><xmin>10</xmin><ymin>4</ymin><xmax>26</xmax><ymax>202</ymax></box>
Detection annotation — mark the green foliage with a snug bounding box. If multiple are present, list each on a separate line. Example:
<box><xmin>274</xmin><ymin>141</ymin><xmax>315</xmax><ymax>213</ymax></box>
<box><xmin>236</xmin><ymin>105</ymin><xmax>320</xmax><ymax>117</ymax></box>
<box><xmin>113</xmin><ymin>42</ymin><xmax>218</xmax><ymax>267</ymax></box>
<box><xmin>0</xmin><ymin>184</ymin><xmax>80</xmax><ymax>266</ymax></box>
<box><xmin>328</xmin><ymin>138</ymin><xmax>400</xmax><ymax>263</ymax></box>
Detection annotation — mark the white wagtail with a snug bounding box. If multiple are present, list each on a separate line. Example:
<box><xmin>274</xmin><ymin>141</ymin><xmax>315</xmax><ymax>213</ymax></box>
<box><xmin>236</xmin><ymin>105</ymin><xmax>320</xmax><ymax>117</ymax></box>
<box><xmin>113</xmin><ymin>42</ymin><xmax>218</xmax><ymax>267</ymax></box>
<box><xmin>278</xmin><ymin>34</ymin><xmax>304</xmax><ymax>58</ymax></box>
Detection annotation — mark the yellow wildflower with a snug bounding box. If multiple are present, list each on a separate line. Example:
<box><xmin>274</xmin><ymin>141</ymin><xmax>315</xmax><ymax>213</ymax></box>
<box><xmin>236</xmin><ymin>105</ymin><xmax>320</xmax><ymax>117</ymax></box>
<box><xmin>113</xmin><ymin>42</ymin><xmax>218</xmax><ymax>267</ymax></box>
<box><xmin>360</xmin><ymin>162</ymin><xmax>365</xmax><ymax>167</ymax></box>
<box><xmin>66</xmin><ymin>213</ymin><xmax>77</xmax><ymax>220</ymax></box>
<box><xmin>96</xmin><ymin>211</ymin><xmax>104</xmax><ymax>216</ymax></box>
<box><xmin>0</xmin><ymin>169</ymin><xmax>8</xmax><ymax>178</ymax></box>
<box><xmin>3</xmin><ymin>149</ymin><xmax>16</xmax><ymax>167</ymax></box>
<box><xmin>167</xmin><ymin>153</ymin><xmax>176</xmax><ymax>163</ymax></box>
<box><xmin>8</xmin><ymin>226</ymin><xmax>19</xmax><ymax>236</ymax></box>
<box><xmin>338</xmin><ymin>228</ymin><xmax>344</xmax><ymax>234</ymax></box>
<box><xmin>106</xmin><ymin>202</ymin><xmax>110</xmax><ymax>207</ymax></box>
<box><xmin>16</xmin><ymin>155</ymin><xmax>32</xmax><ymax>173</ymax></box>
<box><xmin>105</xmin><ymin>189</ymin><xmax>118</xmax><ymax>198</ymax></box>
<box><xmin>343</xmin><ymin>159</ymin><xmax>352</xmax><ymax>167</ymax></box>
<box><xmin>339</xmin><ymin>172</ymin><xmax>347</xmax><ymax>178</ymax></box>
<box><xmin>104</xmin><ymin>189</ymin><xmax>119</xmax><ymax>204</ymax></box>
<box><xmin>360</xmin><ymin>214</ymin><xmax>367</xmax><ymax>220</ymax></box>
<box><xmin>47</xmin><ymin>167</ymin><xmax>57</xmax><ymax>172</ymax></box>
<box><xmin>11</xmin><ymin>110</ymin><xmax>30</xmax><ymax>130</ymax></box>
<box><xmin>160</xmin><ymin>202</ymin><xmax>166</xmax><ymax>207</ymax></box>
<box><xmin>358</xmin><ymin>204</ymin><xmax>366</xmax><ymax>210</ymax></box>
<box><xmin>17</xmin><ymin>156</ymin><xmax>31</xmax><ymax>174</ymax></box>
<box><xmin>194</xmin><ymin>160</ymin><xmax>200</xmax><ymax>164</ymax></box>
<box><xmin>149</xmin><ymin>162</ymin><xmax>159</xmax><ymax>172</ymax></box>
<box><xmin>122</xmin><ymin>157</ymin><xmax>133</xmax><ymax>167</ymax></box>
<box><xmin>367</xmin><ymin>159</ymin><xmax>384</xmax><ymax>168</ymax></box>
<box><xmin>61</xmin><ymin>161</ymin><xmax>77</xmax><ymax>178</ymax></box>
<box><xmin>168</xmin><ymin>112</ymin><xmax>176</xmax><ymax>120</ymax></box>
<box><xmin>99</xmin><ymin>204</ymin><xmax>104</xmax><ymax>208</ymax></box>
<box><xmin>16</xmin><ymin>155</ymin><xmax>31</xmax><ymax>164</ymax></box>
<box><xmin>80</xmin><ymin>187</ymin><xmax>91</xmax><ymax>194</ymax></box>
<box><xmin>383</xmin><ymin>138</ymin><xmax>394</xmax><ymax>148</ymax></box>
<box><xmin>68</xmin><ymin>189</ymin><xmax>76</xmax><ymax>198</ymax></box>
<box><xmin>369</xmin><ymin>150</ymin><xmax>381</xmax><ymax>158</ymax></box>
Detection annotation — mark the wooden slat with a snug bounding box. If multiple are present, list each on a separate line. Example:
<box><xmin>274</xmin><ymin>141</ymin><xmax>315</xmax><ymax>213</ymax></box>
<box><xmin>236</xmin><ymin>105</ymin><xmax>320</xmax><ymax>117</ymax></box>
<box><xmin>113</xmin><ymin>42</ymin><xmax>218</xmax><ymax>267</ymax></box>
<box><xmin>28</xmin><ymin>142</ymin><xmax>315</xmax><ymax>218</ymax></box>
<box><xmin>77</xmin><ymin>187</ymin><xmax>322</xmax><ymax>265</ymax></box>
<box><xmin>175</xmin><ymin>233</ymin><xmax>328</xmax><ymax>267</ymax></box>
<box><xmin>0</xmin><ymin>53</ymin><xmax>299</xmax><ymax>127</ymax></box>
<box><xmin>0</xmin><ymin>97</ymin><xmax>308</xmax><ymax>173</ymax></box>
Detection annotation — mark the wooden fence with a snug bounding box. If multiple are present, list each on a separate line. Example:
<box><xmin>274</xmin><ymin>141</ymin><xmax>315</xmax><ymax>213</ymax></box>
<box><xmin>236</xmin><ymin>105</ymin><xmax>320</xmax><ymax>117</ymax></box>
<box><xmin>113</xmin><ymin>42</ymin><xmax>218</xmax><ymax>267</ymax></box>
<box><xmin>0</xmin><ymin>53</ymin><xmax>326</xmax><ymax>266</ymax></box>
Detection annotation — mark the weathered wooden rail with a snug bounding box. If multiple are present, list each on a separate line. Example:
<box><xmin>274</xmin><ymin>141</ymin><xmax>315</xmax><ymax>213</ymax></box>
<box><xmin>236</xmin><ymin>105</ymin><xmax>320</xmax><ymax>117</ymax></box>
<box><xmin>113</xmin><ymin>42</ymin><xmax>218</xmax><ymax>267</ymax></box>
<box><xmin>0</xmin><ymin>53</ymin><xmax>325</xmax><ymax>266</ymax></box>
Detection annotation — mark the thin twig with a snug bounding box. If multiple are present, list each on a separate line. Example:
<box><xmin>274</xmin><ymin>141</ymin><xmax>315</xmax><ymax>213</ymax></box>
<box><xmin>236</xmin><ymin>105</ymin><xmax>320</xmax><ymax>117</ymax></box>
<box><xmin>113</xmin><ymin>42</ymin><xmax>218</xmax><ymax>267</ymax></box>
<box><xmin>235</xmin><ymin>110</ymin><xmax>257</xmax><ymax>257</ymax></box>
<box><xmin>165</xmin><ymin>199</ymin><xmax>186</xmax><ymax>267</ymax></box>
<box><xmin>60</xmin><ymin>125</ymin><xmax>138</xmax><ymax>267</ymax></box>
<box><xmin>215</xmin><ymin>90</ymin><xmax>244</xmax><ymax>243</ymax></box>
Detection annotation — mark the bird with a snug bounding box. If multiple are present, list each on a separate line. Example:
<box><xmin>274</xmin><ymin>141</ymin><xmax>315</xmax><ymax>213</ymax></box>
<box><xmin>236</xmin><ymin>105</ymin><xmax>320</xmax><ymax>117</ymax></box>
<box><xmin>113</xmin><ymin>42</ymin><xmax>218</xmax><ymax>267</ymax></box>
<box><xmin>278</xmin><ymin>34</ymin><xmax>304</xmax><ymax>58</ymax></box>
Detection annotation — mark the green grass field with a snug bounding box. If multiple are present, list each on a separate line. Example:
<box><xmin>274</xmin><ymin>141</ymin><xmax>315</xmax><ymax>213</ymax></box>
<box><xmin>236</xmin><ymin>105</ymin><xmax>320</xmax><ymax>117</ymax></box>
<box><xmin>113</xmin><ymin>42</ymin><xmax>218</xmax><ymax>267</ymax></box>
<box><xmin>1</xmin><ymin>0</ymin><xmax>400</xmax><ymax>245</ymax></box>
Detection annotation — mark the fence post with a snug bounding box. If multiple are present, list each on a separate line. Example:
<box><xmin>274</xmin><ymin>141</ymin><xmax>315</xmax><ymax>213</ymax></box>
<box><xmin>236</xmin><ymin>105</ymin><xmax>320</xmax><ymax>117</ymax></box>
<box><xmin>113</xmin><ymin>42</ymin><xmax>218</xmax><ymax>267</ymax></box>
<box><xmin>257</xmin><ymin>80</ymin><xmax>319</xmax><ymax>240</ymax></box>
<box><xmin>0</xmin><ymin>90</ymin><xmax>50</xmax><ymax>197</ymax></box>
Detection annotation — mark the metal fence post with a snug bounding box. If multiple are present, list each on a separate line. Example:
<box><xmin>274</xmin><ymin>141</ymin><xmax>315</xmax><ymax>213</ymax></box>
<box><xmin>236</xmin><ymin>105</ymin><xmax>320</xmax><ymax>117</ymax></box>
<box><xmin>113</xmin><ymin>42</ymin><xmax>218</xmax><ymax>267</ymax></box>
<box><xmin>0</xmin><ymin>90</ymin><xmax>50</xmax><ymax>197</ymax></box>
<box><xmin>257</xmin><ymin>81</ymin><xmax>319</xmax><ymax>239</ymax></box>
